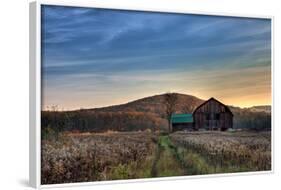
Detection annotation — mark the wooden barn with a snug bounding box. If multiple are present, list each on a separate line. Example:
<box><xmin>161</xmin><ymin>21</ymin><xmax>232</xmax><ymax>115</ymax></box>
<box><xmin>171</xmin><ymin>114</ymin><xmax>193</xmax><ymax>132</ymax></box>
<box><xmin>171</xmin><ymin>97</ymin><xmax>233</xmax><ymax>132</ymax></box>
<box><xmin>193</xmin><ymin>97</ymin><xmax>233</xmax><ymax>131</ymax></box>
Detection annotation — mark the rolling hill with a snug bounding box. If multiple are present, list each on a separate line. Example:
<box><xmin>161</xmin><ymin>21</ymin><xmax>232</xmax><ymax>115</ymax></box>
<box><xmin>88</xmin><ymin>93</ymin><xmax>204</xmax><ymax>116</ymax></box>
<box><xmin>41</xmin><ymin>93</ymin><xmax>271</xmax><ymax>133</ymax></box>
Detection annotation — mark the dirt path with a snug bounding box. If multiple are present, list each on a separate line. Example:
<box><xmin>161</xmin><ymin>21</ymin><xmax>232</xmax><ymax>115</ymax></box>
<box><xmin>150</xmin><ymin>135</ymin><xmax>187</xmax><ymax>177</ymax></box>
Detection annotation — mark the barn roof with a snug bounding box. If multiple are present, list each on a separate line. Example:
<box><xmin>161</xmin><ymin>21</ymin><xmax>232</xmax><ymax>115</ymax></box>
<box><xmin>171</xmin><ymin>113</ymin><xmax>193</xmax><ymax>124</ymax></box>
<box><xmin>193</xmin><ymin>97</ymin><xmax>233</xmax><ymax>116</ymax></box>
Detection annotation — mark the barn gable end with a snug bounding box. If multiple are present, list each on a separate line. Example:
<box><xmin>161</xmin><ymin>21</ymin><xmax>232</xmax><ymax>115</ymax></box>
<box><xmin>193</xmin><ymin>97</ymin><xmax>233</xmax><ymax>131</ymax></box>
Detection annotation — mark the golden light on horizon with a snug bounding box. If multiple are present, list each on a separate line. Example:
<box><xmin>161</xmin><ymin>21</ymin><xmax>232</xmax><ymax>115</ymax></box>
<box><xmin>42</xmin><ymin>63</ymin><xmax>271</xmax><ymax>111</ymax></box>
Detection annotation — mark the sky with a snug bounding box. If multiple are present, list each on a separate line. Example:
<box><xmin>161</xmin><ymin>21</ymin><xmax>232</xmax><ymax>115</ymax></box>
<box><xmin>41</xmin><ymin>5</ymin><xmax>271</xmax><ymax>110</ymax></box>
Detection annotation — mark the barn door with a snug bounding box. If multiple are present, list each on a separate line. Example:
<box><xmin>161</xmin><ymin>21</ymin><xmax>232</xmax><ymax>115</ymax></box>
<box><xmin>211</xmin><ymin>113</ymin><xmax>219</xmax><ymax>130</ymax></box>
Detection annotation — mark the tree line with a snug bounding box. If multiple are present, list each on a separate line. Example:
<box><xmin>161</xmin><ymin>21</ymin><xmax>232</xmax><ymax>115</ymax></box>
<box><xmin>41</xmin><ymin>93</ymin><xmax>271</xmax><ymax>139</ymax></box>
<box><xmin>41</xmin><ymin>110</ymin><xmax>166</xmax><ymax>139</ymax></box>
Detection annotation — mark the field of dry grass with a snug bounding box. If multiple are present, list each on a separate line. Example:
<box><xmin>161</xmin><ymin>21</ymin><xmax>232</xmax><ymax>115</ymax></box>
<box><xmin>41</xmin><ymin>132</ymin><xmax>157</xmax><ymax>184</ymax></box>
<box><xmin>170</xmin><ymin>131</ymin><xmax>271</xmax><ymax>173</ymax></box>
<box><xmin>41</xmin><ymin>130</ymin><xmax>271</xmax><ymax>184</ymax></box>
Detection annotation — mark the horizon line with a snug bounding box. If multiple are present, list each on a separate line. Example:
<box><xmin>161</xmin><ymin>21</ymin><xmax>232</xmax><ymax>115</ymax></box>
<box><xmin>41</xmin><ymin>92</ymin><xmax>272</xmax><ymax>112</ymax></box>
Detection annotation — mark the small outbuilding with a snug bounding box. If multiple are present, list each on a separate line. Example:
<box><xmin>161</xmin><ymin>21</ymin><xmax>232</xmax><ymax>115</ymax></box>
<box><xmin>171</xmin><ymin>113</ymin><xmax>194</xmax><ymax>132</ymax></box>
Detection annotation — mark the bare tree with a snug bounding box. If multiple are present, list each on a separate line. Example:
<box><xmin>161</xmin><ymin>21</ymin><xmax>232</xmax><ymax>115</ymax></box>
<box><xmin>181</xmin><ymin>98</ymin><xmax>197</xmax><ymax>113</ymax></box>
<box><xmin>163</xmin><ymin>93</ymin><xmax>178</xmax><ymax>133</ymax></box>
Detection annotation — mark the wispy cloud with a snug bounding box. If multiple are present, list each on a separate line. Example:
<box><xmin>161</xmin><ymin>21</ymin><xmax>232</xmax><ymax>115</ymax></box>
<box><xmin>41</xmin><ymin>5</ymin><xmax>271</xmax><ymax>109</ymax></box>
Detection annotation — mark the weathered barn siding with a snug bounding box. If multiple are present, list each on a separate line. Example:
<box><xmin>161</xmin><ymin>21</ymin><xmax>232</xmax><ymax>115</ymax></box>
<box><xmin>193</xmin><ymin>98</ymin><xmax>233</xmax><ymax>131</ymax></box>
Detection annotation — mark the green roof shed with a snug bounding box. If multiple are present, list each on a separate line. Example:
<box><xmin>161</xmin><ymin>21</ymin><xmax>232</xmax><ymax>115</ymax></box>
<box><xmin>171</xmin><ymin>114</ymin><xmax>193</xmax><ymax>124</ymax></box>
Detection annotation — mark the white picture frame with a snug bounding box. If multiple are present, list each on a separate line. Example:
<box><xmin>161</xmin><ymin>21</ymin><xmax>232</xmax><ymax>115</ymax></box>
<box><xmin>29</xmin><ymin>1</ymin><xmax>274</xmax><ymax>188</ymax></box>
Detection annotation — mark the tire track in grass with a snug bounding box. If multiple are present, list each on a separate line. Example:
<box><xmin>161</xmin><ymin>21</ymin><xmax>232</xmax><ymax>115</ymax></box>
<box><xmin>152</xmin><ymin>134</ymin><xmax>255</xmax><ymax>177</ymax></box>
<box><xmin>169</xmin><ymin>136</ymin><xmax>215</xmax><ymax>175</ymax></box>
<box><xmin>150</xmin><ymin>139</ymin><xmax>161</xmax><ymax>177</ymax></box>
<box><xmin>150</xmin><ymin>135</ymin><xmax>185</xmax><ymax>177</ymax></box>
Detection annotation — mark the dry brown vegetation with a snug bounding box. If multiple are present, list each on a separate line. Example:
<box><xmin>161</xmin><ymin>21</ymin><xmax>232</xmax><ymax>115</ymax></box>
<box><xmin>170</xmin><ymin>131</ymin><xmax>271</xmax><ymax>172</ymax></box>
<box><xmin>41</xmin><ymin>132</ymin><xmax>157</xmax><ymax>184</ymax></box>
<box><xmin>41</xmin><ymin>130</ymin><xmax>271</xmax><ymax>185</ymax></box>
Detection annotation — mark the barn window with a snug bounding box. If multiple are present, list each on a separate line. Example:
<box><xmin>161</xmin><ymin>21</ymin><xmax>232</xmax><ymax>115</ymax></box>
<box><xmin>206</xmin><ymin>113</ymin><xmax>210</xmax><ymax>120</ymax></box>
<box><xmin>215</xmin><ymin>113</ymin><xmax>220</xmax><ymax>120</ymax></box>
